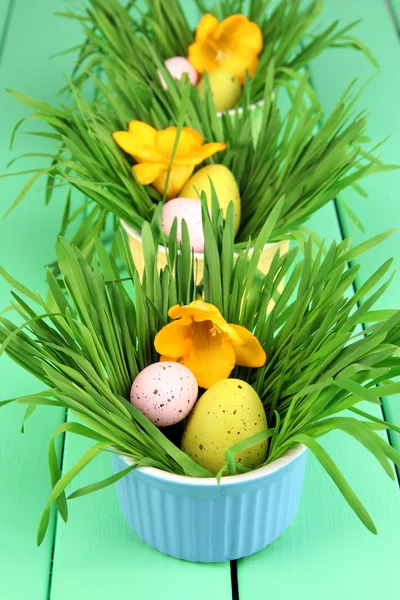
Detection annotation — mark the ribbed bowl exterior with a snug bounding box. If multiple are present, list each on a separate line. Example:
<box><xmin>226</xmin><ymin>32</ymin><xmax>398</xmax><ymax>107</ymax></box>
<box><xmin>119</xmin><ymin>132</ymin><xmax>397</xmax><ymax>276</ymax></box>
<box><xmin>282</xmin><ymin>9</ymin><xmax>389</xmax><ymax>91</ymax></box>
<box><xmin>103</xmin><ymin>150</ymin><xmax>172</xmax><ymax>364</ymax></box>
<box><xmin>112</xmin><ymin>446</ymin><xmax>307</xmax><ymax>563</ymax></box>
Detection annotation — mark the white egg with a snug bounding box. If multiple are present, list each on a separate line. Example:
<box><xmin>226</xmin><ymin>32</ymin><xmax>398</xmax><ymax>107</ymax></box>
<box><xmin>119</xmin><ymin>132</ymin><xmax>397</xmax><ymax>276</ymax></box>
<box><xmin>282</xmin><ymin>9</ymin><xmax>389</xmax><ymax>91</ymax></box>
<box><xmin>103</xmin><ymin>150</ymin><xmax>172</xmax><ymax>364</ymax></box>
<box><xmin>130</xmin><ymin>362</ymin><xmax>198</xmax><ymax>427</ymax></box>
<box><xmin>161</xmin><ymin>197</ymin><xmax>205</xmax><ymax>253</ymax></box>
<box><xmin>158</xmin><ymin>56</ymin><xmax>198</xmax><ymax>90</ymax></box>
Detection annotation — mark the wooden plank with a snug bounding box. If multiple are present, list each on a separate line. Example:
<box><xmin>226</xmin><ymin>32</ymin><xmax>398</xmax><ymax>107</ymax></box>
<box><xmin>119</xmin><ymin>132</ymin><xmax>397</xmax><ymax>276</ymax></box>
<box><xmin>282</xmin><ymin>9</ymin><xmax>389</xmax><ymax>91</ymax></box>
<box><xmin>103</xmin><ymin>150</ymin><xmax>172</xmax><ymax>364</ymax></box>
<box><xmin>308</xmin><ymin>0</ymin><xmax>400</xmax><ymax>453</ymax></box>
<box><xmin>49</xmin><ymin>415</ymin><xmax>232</xmax><ymax>600</ymax></box>
<box><xmin>46</xmin><ymin>5</ymin><xmax>399</xmax><ymax>599</ymax></box>
<box><xmin>237</xmin><ymin>207</ymin><xmax>400</xmax><ymax>599</ymax></box>
<box><xmin>0</xmin><ymin>1</ymin><xmax>83</xmax><ymax>599</ymax></box>
<box><xmin>238</xmin><ymin>3</ymin><xmax>400</xmax><ymax>592</ymax></box>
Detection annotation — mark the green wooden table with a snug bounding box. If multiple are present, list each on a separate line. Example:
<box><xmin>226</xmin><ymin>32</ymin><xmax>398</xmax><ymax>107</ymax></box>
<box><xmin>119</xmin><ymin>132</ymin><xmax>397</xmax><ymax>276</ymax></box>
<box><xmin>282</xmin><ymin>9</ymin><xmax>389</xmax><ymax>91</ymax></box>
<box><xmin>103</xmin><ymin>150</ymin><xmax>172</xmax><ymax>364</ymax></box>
<box><xmin>1</xmin><ymin>1</ymin><xmax>399</xmax><ymax>598</ymax></box>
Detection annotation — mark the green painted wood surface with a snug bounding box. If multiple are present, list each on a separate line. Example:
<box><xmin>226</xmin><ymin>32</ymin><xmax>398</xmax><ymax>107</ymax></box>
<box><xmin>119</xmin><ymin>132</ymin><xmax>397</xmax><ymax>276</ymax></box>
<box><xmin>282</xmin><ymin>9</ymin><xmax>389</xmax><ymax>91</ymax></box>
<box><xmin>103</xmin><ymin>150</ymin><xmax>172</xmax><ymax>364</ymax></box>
<box><xmin>0</xmin><ymin>1</ymin><xmax>13</xmax><ymax>41</ymax></box>
<box><xmin>238</xmin><ymin>207</ymin><xmax>400</xmax><ymax>600</ymax></box>
<box><xmin>49</xmin><ymin>415</ymin><xmax>232</xmax><ymax>600</ymax></box>
<box><xmin>238</xmin><ymin>2</ymin><xmax>400</xmax><ymax>597</ymax></box>
<box><xmin>0</xmin><ymin>1</ymin><xmax>82</xmax><ymax>599</ymax></box>
<box><xmin>0</xmin><ymin>2</ymin><xmax>400</xmax><ymax>600</ymax></box>
<box><xmin>309</xmin><ymin>0</ymin><xmax>400</xmax><ymax>454</ymax></box>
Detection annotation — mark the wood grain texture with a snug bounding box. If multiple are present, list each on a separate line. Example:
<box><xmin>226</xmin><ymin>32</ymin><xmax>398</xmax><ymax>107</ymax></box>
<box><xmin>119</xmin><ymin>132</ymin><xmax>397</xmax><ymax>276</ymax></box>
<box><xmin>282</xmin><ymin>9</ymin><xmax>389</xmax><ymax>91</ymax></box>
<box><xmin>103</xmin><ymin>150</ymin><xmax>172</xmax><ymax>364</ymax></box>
<box><xmin>309</xmin><ymin>0</ymin><xmax>400</xmax><ymax>454</ymax></box>
<box><xmin>49</xmin><ymin>416</ymin><xmax>232</xmax><ymax>600</ymax></box>
<box><xmin>0</xmin><ymin>1</ymin><xmax>82</xmax><ymax>599</ymax></box>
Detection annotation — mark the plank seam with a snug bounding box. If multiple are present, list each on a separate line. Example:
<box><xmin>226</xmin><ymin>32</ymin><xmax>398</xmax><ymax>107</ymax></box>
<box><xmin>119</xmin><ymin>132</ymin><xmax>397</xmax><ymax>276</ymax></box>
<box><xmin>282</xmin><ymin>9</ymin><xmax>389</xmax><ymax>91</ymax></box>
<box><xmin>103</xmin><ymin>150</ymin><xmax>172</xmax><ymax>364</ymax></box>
<box><xmin>300</xmin><ymin>60</ymin><xmax>400</xmax><ymax>485</ymax></box>
<box><xmin>332</xmin><ymin>183</ymin><xmax>400</xmax><ymax>489</ymax></box>
<box><xmin>0</xmin><ymin>0</ymin><xmax>15</xmax><ymax>65</ymax></box>
<box><xmin>230</xmin><ymin>560</ymin><xmax>239</xmax><ymax>600</ymax></box>
<box><xmin>46</xmin><ymin>408</ymin><xmax>69</xmax><ymax>600</ymax></box>
<box><xmin>384</xmin><ymin>0</ymin><xmax>400</xmax><ymax>37</ymax></box>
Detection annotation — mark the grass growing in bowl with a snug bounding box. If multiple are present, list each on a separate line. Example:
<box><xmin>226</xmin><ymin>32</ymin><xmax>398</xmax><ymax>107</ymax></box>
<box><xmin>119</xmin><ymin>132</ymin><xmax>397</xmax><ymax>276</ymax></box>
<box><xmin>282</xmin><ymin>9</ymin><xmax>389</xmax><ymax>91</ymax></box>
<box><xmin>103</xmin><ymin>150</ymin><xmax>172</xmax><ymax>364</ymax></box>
<box><xmin>4</xmin><ymin>67</ymin><xmax>393</xmax><ymax>266</ymax></box>
<box><xmin>1</xmin><ymin>200</ymin><xmax>400</xmax><ymax>543</ymax></box>
<box><xmin>60</xmin><ymin>0</ymin><xmax>376</xmax><ymax>108</ymax></box>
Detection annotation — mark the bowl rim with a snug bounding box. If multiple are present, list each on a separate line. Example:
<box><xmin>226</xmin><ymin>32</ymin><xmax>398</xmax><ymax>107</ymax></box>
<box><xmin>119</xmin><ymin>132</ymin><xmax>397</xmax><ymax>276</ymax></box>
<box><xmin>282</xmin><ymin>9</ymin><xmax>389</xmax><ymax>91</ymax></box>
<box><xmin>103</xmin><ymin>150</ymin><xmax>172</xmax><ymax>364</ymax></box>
<box><xmin>117</xmin><ymin>444</ymin><xmax>306</xmax><ymax>487</ymax></box>
<box><xmin>120</xmin><ymin>219</ymin><xmax>281</xmax><ymax>258</ymax></box>
<box><xmin>217</xmin><ymin>97</ymin><xmax>265</xmax><ymax>118</ymax></box>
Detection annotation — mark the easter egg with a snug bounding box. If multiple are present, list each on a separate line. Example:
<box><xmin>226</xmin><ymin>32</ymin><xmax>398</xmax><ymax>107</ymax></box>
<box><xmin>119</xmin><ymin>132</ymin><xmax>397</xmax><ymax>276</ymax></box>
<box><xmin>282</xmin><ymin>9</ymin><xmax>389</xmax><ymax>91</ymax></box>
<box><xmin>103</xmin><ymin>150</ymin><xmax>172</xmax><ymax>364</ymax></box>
<box><xmin>130</xmin><ymin>362</ymin><xmax>198</xmax><ymax>427</ymax></box>
<box><xmin>158</xmin><ymin>57</ymin><xmax>198</xmax><ymax>90</ymax></box>
<box><xmin>181</xmin><ymin>379</ymin><xmax>268</xmax><ymax>475</ymax></box>
<box><xmin>197</xmin><ymin>69</ymin><xmax>242</xmax><ymax>112</ymax></box>
<box><xmin>161</xmin><ymin>197</ymin><xmax>205</xmax><ymax>252</ymax></box>
<box><xmin>180</xmin><ymin>164</ymin><xmax>241</xmax><ymax>235</ymax></box>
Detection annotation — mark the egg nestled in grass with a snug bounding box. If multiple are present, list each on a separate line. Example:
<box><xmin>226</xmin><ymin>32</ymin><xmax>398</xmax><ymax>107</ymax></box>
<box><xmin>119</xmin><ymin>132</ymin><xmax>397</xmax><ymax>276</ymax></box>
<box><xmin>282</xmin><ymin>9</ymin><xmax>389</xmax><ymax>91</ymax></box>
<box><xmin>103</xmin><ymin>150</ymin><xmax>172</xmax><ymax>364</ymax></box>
<box><xmin>158</xmin><ymin>56</ymin><xmax>198</xmax><ymax>90</ymax></box>
<box><xmin>181</xmin><ymin>379</ymin><xmax>268</xmax><ymax>474</ymax></box>
<box><xmin>161</xmin><ymin>197</ymin><xmax>205</xmax><ymax>252</ymax></box>
<box><xmin>197</xmin><ymin>69</ymin><xmax>242</xmax><ymax>112</ymax></box>
<box><xmin>180</xmin><ymin>164</ymin><xmax>241</xmax><ymax>235</ymax></box>
<box><xmin>130</xmin><ymin>362</ymin><xmax>198</xmax><ymax>427</ymax></box>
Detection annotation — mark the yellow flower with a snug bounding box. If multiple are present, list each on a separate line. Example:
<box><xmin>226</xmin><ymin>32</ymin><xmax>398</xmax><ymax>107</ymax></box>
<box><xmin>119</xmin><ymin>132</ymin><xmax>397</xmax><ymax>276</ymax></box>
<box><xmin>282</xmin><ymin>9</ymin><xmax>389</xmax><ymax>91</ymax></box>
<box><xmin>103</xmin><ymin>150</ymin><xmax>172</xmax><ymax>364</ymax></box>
<box><xmin>188</xmin><ymin>14</ymin><xmax>263</xmax><ymax>84</ymax></box>
<box><xmin>112</xmin><ymin>121</ymin><xmax>226</xmax><ymax>199</ymax></box>
<box><xmin>154</xmin><ymin>300</ymin><xmax>266</xmax><ymax>389</ymax></box>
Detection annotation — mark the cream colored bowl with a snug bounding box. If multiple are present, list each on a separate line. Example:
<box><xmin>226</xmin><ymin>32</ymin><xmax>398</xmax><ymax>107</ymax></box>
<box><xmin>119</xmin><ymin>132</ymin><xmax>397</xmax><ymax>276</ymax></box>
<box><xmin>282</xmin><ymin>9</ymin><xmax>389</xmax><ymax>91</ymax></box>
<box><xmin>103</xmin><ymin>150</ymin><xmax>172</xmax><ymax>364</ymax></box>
<box><xmin>120</xmin><ymin>219</ymin><xmax>289</xmax><ymax>293</ymax></box>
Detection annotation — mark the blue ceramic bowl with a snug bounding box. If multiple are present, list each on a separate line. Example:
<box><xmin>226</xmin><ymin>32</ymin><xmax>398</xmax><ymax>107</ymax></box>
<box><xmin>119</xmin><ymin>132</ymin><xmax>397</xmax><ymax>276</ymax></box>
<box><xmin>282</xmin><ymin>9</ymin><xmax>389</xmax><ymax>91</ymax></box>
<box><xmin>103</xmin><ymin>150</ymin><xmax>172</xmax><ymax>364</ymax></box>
<box><xmin>112</xmin><ymin>445</ymin><xmax>307</xmax><ymax>563</ymax></box>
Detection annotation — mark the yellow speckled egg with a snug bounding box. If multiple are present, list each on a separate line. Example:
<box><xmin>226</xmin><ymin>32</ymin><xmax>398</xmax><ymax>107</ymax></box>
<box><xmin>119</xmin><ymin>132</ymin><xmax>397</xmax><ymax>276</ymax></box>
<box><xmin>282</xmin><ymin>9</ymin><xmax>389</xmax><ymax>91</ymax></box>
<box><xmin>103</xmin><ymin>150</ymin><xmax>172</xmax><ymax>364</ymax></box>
<box><xmin>179</xmin><ymin>164</ymin><xmax>241</xmax><ymax>236</ymax></box>
<box><xmin>181</xmin><ymin>379</ymin><xmax>268</xmax><ymax>475</ymax></box>
<box><xmin>197</xmin><ymin>69</ymin><xmax>242</xmax><ymax>112</ymax></box>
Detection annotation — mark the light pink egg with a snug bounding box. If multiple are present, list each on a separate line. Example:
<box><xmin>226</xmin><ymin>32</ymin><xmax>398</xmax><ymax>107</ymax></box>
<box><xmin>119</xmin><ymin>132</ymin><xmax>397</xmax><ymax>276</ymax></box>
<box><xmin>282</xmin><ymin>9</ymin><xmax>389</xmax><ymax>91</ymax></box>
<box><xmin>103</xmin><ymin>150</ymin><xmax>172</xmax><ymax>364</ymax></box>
<box><xmin>162</xmin><ymin>197</ymin><xmax>206</xmax><ymax>253</ymax></box>
<box><xmin>130</xmin><ymin>362</ymin><xmax>198</xmax><ymax>427</ymax></box>
<box><xmin>158</xmin><ymin>56</ymin><xmax>198</xmax><ymax>90</ymax></box>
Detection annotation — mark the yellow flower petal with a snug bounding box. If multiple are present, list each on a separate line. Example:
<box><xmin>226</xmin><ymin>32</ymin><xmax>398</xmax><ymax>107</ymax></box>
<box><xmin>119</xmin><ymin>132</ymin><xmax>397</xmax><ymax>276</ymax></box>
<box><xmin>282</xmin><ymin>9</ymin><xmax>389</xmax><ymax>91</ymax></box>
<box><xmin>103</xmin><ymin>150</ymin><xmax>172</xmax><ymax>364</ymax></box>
<box><xmin>169</xmin><ymin>301</ymin><xmax>241</xmax><ymax>341</ymax></box>
<box><xmin>160</xmin><ymin>355</ymin><xmax>178</xmax><ymax>363</ymax></box>
<box><xmin>216</xmin><ymin>14</ymin><xmax>248</xmax><ymax>39</ymax></box>
<box><xmin>128</xmin><ymin>121</ymin><xmax>157</xmax><ymax>144</ymax></box>
<box><xmin>173</xmin><ymin>141</ymin><xmax>227</xmax><ymax>166</ymax></box>
<box><xmin>217</xmin><ymin>15</ymin><xmax>263</xmax><ymax>54</ymax></box>
<box><xmin>182</xmin><ymin>322</ymin><xmax>236</xmax><ymax>388</ymax></box>
<box><xmin>219</xmin><ymin>47</ymin><xmax>259</xmax><ymax>83</ymax></box>
<box><xmin>152</xmin><ymin>164</ymin><xmax>195</xmax><ymax>199</ymax></box>
<box><xmin>229</xmin><ymin>324</ymin><xmax>266</xmax><ymax>367</ymax></box>
<box><xmin>156</xmin><ymin>127</ymin><xmax>204</xmax><ymax>160</ymax></box>
<box><xmin>195</xmin><ymin>13</ymin><xmax>219</xmax><ymax>43</ymax></box>
<box><xmin>239</xmin><ymin>20</ymin><xmax>263</xmax><ymax>55</ymax></box>
<box><xmin>133</xmin><ymin>162</ymin><xmax>165</xmax><ymax>185</ymax></box>
<box><xmin>189</xmin><ymin>14</ymin><xmax>263</xmax><ymax>80</ymax></box>
<box><xmin>169</xmin><ymin>300</ymin><xmax>219</xmax><ymax>323</ymax></box>
<box><xmin>154</xmin><ymin>321</ymin><xmax>193</xmax><ymax>358</ymax></box>
<box><xmin>188</xmin><ymin>40</ymin><xmax>218</xmax><ymax>74</ymax></box>
<box><xmin>113</xmin><ymin>131</ymin><xmax>161</xmax><ymax>162</ymax></box>
<box><xmin>194</xmin><ymin>142</ymin><xmax>227</xmax><ymax>163</ymax></box>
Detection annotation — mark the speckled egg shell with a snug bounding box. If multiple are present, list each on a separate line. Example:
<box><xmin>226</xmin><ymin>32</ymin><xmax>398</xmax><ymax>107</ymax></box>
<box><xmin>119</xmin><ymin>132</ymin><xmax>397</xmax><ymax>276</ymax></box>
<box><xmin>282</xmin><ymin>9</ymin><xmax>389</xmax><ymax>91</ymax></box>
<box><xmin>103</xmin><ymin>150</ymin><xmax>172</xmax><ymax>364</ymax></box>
<box><xmin>161</xmin><ymin>197</ymin><xmax>205</xmax><ymax>253</ymax></box>
<box><xmin>181</xmin><ymin>379</ymin><xmax>268</xmax><ymax>475</ymax></box>
<box><xmin>158</xmin><ymin>56</ymin><xmax>198</xmax><ymax>90</ymax></box>
<box><xmin>130</xmin><ymin>362</ymin><xmax>198</xmax><ymax>427</ymax></box>
<box><xmin>197</xmin><ymin>69</ymin><xmax>242</xmax><ymax>111</ymax></box>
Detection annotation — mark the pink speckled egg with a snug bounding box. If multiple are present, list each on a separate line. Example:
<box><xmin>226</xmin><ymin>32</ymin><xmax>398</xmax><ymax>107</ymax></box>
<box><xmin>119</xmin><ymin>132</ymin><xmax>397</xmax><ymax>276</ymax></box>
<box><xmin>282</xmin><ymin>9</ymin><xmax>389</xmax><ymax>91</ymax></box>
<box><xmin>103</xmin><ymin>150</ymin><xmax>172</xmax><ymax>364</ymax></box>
<box><xmin>158</xmin><ymin>56</ymin><xmax>198</xmax><ymax>90</ymax></box>
<box><xmin>162</xmin><ymin>197</ymin><xmax>205</xmax><ymax>253</ymax></box>
<box><xmin>130</xmin><ymin>362</ymin><xmax>198</xmax><ymax>427</ymax></box>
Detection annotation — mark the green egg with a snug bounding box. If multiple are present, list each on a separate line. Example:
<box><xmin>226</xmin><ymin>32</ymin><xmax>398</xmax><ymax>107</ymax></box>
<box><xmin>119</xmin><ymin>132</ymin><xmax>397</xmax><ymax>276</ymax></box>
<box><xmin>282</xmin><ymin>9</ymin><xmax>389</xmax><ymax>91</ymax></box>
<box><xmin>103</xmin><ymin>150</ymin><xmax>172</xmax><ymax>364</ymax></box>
<box><xmin>181</xmin><ymin>379</ymin><xmax>268</xmax><ymax>475</ymax></box>
<box><xmin>197</xmin><ymin>69</ymin><xmax>242</xmax><ymax>112</ymax></box>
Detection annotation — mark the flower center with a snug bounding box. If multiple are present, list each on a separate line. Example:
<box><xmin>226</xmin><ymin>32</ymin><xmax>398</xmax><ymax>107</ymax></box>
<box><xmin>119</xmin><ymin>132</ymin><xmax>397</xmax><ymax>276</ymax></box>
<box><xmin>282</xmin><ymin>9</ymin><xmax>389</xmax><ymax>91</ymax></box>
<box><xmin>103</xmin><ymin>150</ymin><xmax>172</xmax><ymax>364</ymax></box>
<box><xmin>207</xmin><ymin>320</ymin><xmax>222</xmax><ymax>337</ymax></box>
<box><xmin>215</xmin><ymin>49</ymin><xmax>228</xmax><ymax>63</ymax></box>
